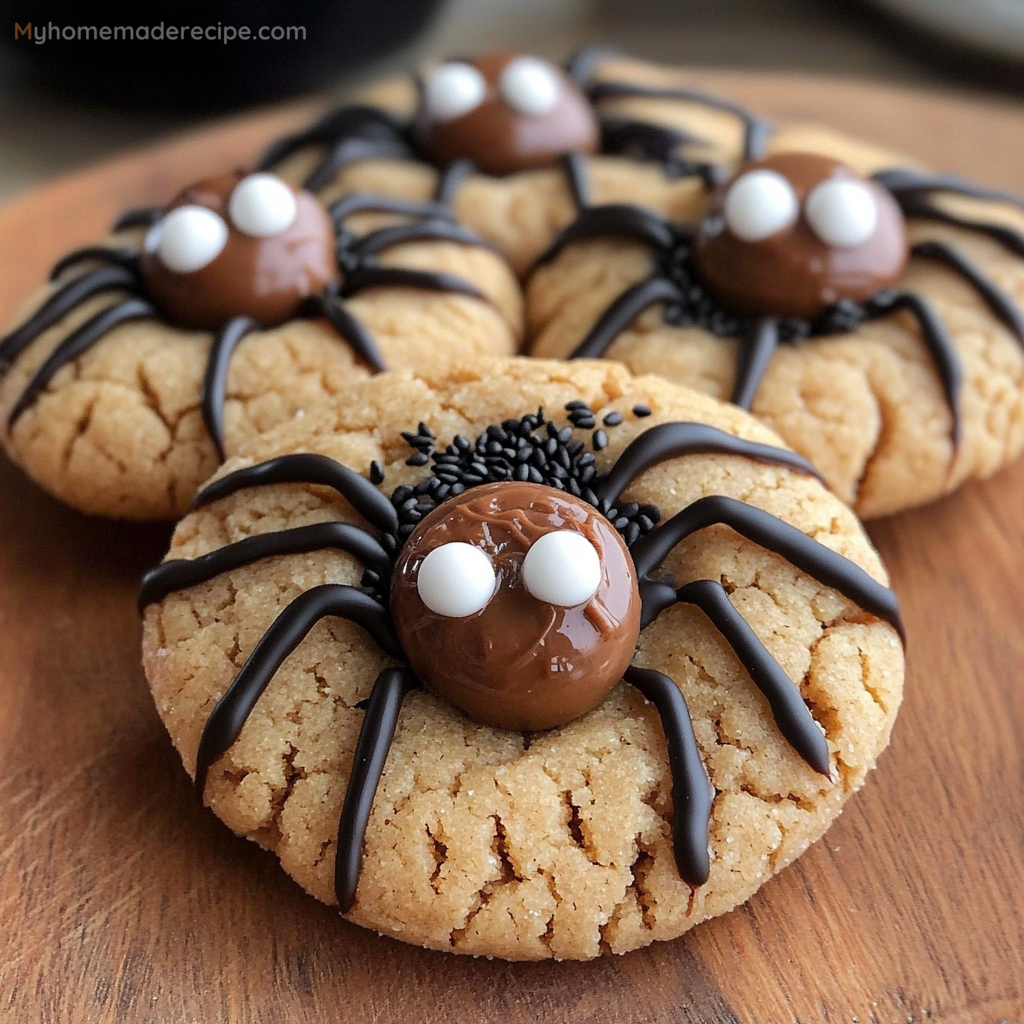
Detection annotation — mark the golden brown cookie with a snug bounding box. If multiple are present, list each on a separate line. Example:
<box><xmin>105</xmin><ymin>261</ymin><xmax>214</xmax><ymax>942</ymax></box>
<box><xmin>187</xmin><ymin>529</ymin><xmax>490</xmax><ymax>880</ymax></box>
<box><xmin>0</xmin><ymin>172</ymin><xmax>521</xmax><ymax>519</ymax></box>
<box><xmin>141</xmin><ymin>358</ymin><xmax>903</xmax><ymax>960</ymax></box>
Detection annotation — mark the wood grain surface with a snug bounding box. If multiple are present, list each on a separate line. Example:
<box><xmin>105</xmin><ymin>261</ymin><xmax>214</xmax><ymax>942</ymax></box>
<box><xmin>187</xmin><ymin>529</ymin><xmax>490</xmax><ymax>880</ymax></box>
<box><xmin>1</xmin><ymin>72</ymin><xmax>1022</xmax><ymax>1024</ymax></box>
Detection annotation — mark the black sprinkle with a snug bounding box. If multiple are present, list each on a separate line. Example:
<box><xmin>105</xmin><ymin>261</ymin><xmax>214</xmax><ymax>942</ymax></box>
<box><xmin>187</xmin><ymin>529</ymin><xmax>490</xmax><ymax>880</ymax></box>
<box><xmin>632</xmin><ymin>404</ymin><xmax>652</xmax><ymax>418</ymax></box>
<box><xmin>369</xmin><ymin>461</ymin><xmax>384</xmax><ymax>485</ymax></box>
<box><xmin>378</xmin><ymin>405</ymin><xmax>663</xmax><ymax>556</ymax></box>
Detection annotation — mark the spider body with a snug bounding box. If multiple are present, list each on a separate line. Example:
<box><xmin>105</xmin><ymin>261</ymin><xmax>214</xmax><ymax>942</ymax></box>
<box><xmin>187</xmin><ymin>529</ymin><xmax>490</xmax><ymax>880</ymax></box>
<box><xmin>536</xmin><ymin>154</ymin><xmax>1024</xmax><ymax>439</ymax></box>
<box><xmin>141</xmin><ymin>401</ymin><xmax>901</xmax><ymax>912</ymax></box>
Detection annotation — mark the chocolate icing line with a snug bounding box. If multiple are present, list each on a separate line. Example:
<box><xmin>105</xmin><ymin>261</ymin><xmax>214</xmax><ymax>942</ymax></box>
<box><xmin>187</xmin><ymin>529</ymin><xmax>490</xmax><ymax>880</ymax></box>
<box><xmin>872</xmin><ymin>290</ymin><xmax>963</xmax><ymax>446</ymax></box>
<box><xmin>328</xmin><ymin>192</ymin><xmax>453</xmax><ymax>223</ymax></box>
<box><xmin>201</xmin><ymin>316</ymin><xmax>259</xmax><ymax>462</ymax></box>
<box><xmin>112</xmin><ymin>206</ymin><xmax>162</xmax><ymax>231</ymax></box>
<box><xmin>731</xmin><ymin>317</ymin><xmax>779</xmax><ymax>410</ymax></box>
<box><xmin>0</xmin><ymin>265</ymin><xmax>138</xmax><ymax>371</ymax></box>
<box><xmin>595</xmin><ymin>421</ymin><xmax>824</xmax><ymax>506</ymax></box>
<box><xmin>434</xmin><ymin>160</ymin><xmax>475</xmax><ymax>205</ymax></box>
<box><xmin>630</xmin><ymin>493</ymin><xmax>904</xmax><ymax>639</ymax></box>
<box><xmin>139</xmin><ymin>521</ymin><xmax>393</xmax><ymax>610</ymax></box>
<box><xmin>49</xmin><ymin>246</ymin><xmax>140</xmax><ymax>282</ymax></box>
<box><xmin>641</xmin><ymin>577</ymin><xmax>831</xmax><ymax>776</ymax></box>
<box><xmin>911</xmin><ymin>239</ymin><xmax>1024</xmax><ymax>347</ymax></box>
<box><xmin>873</xmin><ymin>168</ymin><xmax>1024</xmax><ymax>211</ymax></box>
<box><xmin>8</xmin><ymin>297</ymin><xmax>155</xmax><ymax>429</ymax></box>
<box><xmin>586</xmin><ymin>80</ymin><xmax>773</xmax><ymax>162</ymax></box>
<box><xmin>335</xmin><ymin>667</ymin><xmax>420</xmax><ymax>910</ymax></box>
<box><xmin>258</xmin><ymin>106</ymin><xmax>414</xmax><ymax>193</ymax></box>
<box><xmin>341</xmin><ymin>265</ymin><xmax>486</xmax><ymax>302</ymax></box>
<box><xmin>562</xmin><ymin>152</ymin><xmax>591</xmax><ymax>211</ymax></box>
<box><xmin>537</xmin><ymin>202</ymin><xmax>682</xmax><ymax>266</ymax></box>
<box><xmin>192</xmin><ymin>453</ymin><xmax>400</xmax><ymax>534</ymax></box>
<box><xmin>350</xmin><ymin>218</ymin><xmax>496</xmax><ymax>259</ymax></box>
<box><xmin>623</xmin><ymin>665</ymin><xmax>712</xmax><ymax>886</ymax></box>
<box><xmin>193</xmin><ymin>584</ymin><xmax>403</xmax><ymax>797</ymax></box>
<box><xmin>898</xmin><ymin>199</ymin><xmax>1024</xmax><ymax>259</ymax></box>
<box><xmin>569</xmin><ymin>277</ymin><xmax>683</xmax><ymax>359</ymax></box>
<box><xmin>302</xmin><ymin>292</ymin><xmax>387</xmax><ymax>372</ymax></box>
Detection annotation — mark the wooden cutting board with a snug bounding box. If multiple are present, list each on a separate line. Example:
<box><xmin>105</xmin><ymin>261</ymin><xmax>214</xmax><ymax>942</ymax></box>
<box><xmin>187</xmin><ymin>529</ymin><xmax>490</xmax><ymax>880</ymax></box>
<box><xmin>1</xmin><ymin>72</ymin><xmax>1022</xmax><ymax>1024</ymax></box>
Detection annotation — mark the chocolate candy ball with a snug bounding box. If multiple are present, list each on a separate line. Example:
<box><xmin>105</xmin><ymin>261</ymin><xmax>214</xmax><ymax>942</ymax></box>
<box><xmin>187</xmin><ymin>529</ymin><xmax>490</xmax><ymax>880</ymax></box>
<box><xmin>694</xmin><ymin>152</ymin><xmax>907</xmax><ymax>319</ymax></box>
<box><xmin>413</xmin><ymin>53</ymin><xmax>600</xmax><ymax>176</ymax></box>
<box><xmin>391</xmin><ymin>481</ymin><xmax>641</xmax><ymax>731</ymax></box>
<box><xmin>140</xmin><ymin>171</ymin><xmax>336</xmax><ymax>330</ymax></box>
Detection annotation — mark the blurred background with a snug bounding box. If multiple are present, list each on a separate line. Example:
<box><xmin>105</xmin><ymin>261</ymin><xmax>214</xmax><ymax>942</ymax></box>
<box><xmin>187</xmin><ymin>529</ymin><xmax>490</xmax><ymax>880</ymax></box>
<box><xmin>2</xmin><ymin>0</ymin><xmax>1023</xmax><ymax>202</ymax></box>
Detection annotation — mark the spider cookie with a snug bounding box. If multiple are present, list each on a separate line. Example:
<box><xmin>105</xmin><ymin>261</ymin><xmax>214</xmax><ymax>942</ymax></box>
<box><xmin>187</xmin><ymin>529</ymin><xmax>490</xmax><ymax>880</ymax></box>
<box><xmin>141</xmin><ymin>358</ymin><xmax>904</xmax><ymax>960</ymax></box>
<box><xmin>261</xmin><ymin>50</ymin><xmax>763</xmax><ymax>273</ymax></box>
<box><xmin>0</xmin><ymin>170</ymin><xmax>521</xmax><ymax>519</ymax></box>
<box><xmin>528</xmin><ymin>130</ymin><xmax>1024</xmax><ymax>517</ymax></box>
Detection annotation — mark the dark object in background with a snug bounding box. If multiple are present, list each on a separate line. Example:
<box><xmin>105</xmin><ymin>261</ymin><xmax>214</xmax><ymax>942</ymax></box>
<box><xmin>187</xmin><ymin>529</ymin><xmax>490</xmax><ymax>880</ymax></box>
<box><xmin>3</xmin><ymin>0</ymin><xmax>444</xmax><ymax>111</ymax></box>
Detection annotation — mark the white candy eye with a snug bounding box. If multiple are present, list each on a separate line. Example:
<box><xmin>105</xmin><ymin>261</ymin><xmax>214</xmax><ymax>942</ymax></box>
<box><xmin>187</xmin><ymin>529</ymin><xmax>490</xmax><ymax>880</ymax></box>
<box><xmin>228</xmin><ymin>173</ymin><xmax>298</xmax><ymax>238</ymax></box>
<box><xmin>522</xmin><ymin>531</ymin><xmax>602</xmax><ymax>608</ymax></box>
<box><xmin>156</xmin><ymin>205</ymin><xmax>228</xmax><ymax>274</ymax></box>
<box><xmin>499</xmin><ymin>56</ymin><xmax>560</xmax><ymax>116</ymax></box>
<box><xmin>804</xmin><ymin>178</ymin><xmax>878</xmax><ymax>248</ymax></box>
<box><xmin>417</xmin><ymin>542</ymin><xmax>496</xmax><ymax>617</ymax></box>
<box><xmin>723</xmin><ymin>169</ymin><xmax>798</xmax><ymax>242</ymax></box>
<box><xmin>423</xmin><ymin>62</ymin><xmax>487</xmax><ymax>122</ymax></box>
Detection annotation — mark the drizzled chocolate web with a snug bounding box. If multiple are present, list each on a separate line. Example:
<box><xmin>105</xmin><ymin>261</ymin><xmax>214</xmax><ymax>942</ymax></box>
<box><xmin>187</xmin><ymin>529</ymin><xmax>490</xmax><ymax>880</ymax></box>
<box><xmin>141</xmin><ymin>402</ymin><xmax>901</xmax><ymax>911</ymax></box>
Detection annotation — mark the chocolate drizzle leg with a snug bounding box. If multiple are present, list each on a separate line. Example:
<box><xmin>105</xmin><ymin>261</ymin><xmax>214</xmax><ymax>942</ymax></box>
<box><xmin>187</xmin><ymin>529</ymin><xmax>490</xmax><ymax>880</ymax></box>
<box><xmin>639</xmin><ymin>578</ymin><xmax>831</xmax><ymax>776</ymax></box>
<box><xmin>595</xmin><ymin>420</ymin><xmax>824</xmax><ymax>505</ymax></box>
<box><xmin>0</xmin><ymin>265</ymin><xmax>139</xmax><ymax>372</ymax></box>
<box><xmin>870</xmin><ymin>289</ymin><xmax>964</xmax><ymax>445</ymax></box>
<box><xmin>49</xmin><ymin>247</ymin><xmax>141</xmax><ymax>280</ymax></box>
<box><xmin>434</xmin><ymin>160</ymin><xmax>475</xmax><ymax>205</ymax></box>
<box><xmin>571</xmin><ymin>279</ymin><xmax>684</xmax><ymax>360</ymax></box>
<box><xmin>586</xmin><ymin>80</ymin><xmax>773</xmax><ymax>162</ymax></box>
<box><xmin>630</xmin><ymin>493</ymin><xmax>904</xmax><ymax>638</ymax></box>
<box><xmin>8</xmin><ymin>297</ymin><xmax>155</xmax><ymax>429</ymax></box>
<box><xmin>193</xmin><ymin>584</ymin><xmax>403</xmax><ymax>796</ymax></box>
<box><xmin>624</xmin><ymin>665</ymin><xmax>712</xmax><ymax>886</ymax></box>
<box><xmin>731</xmin><ymin>318</ymin><xmax>779</xmax><ymax>410</ymax></box>
<box><xmin>911</xmin><ymin>240</ymin><xmax>1024</xmax><ymax>346</ymax></box>
<box><xmin>139</xmin><ymin>521</ymin><xmax>393</xmax><ymax>610</ymax></box>
<box><xmin>335</xmin><ymin>667</ymin><xmax>420</xmax><ymax>910</ymax></box>
<box><xmin>201</xmin><ymin>316</ymin><xmax>260</xmax><ymax>461</ymax></box>
<box><xmin>192</xmin><ymin>453</ymin><xmax>399</xmax><ymax>533</ymax></box>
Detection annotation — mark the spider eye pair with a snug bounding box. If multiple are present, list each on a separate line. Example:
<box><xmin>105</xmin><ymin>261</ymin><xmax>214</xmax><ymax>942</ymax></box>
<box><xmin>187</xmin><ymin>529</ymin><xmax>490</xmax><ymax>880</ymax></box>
<box><xmin>423</xmin><ymin>57</ymin><xmax>562</xmax><ymax>123</ymax></box>
<box><xmin>416</xmin><ymin>530</ymin><xmax>602</xmax><ymax>617</ymax></box>
<box><xmin>724</xmin><ymin>169</ymin><xmax>879</xmax><ymax>248</ymax></box>
<box><xmin>143</xmin><ymin>173</ymin><xmax>298</xmax><ymax>275</ymax></box>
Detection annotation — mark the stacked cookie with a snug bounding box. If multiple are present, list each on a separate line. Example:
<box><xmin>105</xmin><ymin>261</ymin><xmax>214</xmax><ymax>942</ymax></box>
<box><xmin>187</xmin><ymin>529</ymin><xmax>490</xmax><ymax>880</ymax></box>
<box><xmin>5</xmin><ymin>48</ymin><xmax>1023</xmax><ymax>960</ymax></box>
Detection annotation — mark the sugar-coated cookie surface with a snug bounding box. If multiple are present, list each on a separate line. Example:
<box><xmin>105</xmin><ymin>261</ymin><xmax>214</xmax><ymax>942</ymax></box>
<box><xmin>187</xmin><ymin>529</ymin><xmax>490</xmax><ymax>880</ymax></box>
<box><xmin>142</xmin><ymin>358</ymin><xmax>903</xmax><ymax>960</ymax></box>
<box><xmin>0</xmin><ymin>173</ymin><xmax>521</xmax><ymax>519</ymax></box>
